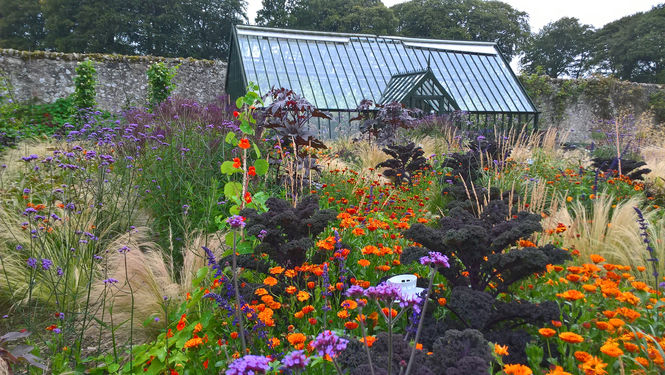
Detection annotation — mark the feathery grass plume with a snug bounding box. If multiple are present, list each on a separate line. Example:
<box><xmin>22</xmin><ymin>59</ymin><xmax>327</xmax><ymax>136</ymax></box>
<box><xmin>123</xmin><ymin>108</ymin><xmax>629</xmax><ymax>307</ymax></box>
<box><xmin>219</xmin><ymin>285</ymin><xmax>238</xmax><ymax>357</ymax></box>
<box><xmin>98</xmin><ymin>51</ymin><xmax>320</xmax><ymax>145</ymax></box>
<box><xmin>86</xmin><ymin>228</ymin><xmax>226</xmax><ymax>346</ymax></box>
<box><xmin>543</xmin><ymin>194</ymin><xmax>664</xmax><ymax>283</ymax></box>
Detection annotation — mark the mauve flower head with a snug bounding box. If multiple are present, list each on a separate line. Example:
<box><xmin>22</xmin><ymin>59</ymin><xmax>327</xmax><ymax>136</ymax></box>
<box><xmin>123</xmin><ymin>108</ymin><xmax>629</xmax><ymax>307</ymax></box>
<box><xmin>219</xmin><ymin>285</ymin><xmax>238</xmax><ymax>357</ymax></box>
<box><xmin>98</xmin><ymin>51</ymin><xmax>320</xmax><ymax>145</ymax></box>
<box><xmin>27</xmin><ymin>257</ymin><xmax>37</xmax><ymax>269</ymax></box>
<box><xmin>41</xmin><ymin>258</ymin><xmax>53</xmax><ymax>270</ymax></box>
<box><xmin>419</xmin><ymin>251</ymin><xmax>450</xmax><ymax>268</ymax></box>
<box><xmin>365</xmin><ymin>282</ymin><xmax>403</xmax><ymax>302</ymax></box>
<box><xmin>345</xmin><ymin>285</ymin><xmax>365</xmax><ymax>298</ymax></box>
<box><xmin>226</xmin><ymin>215</ymin><xmax>246</xmax><ymax>229</ymax></box>
<box><xmin>280</xmin><ymin>350</ymin><xmax>310</xmax><ymax>371</ymax></box>
<box><xmin>311</xmin><ymin>330</ymin><xmax>348</xmax><ymax>359</ymax></box>
<box><xmin>225</xmin><ymin>355</ymin><xmax>271</xmax><ymax>375</ymax></box>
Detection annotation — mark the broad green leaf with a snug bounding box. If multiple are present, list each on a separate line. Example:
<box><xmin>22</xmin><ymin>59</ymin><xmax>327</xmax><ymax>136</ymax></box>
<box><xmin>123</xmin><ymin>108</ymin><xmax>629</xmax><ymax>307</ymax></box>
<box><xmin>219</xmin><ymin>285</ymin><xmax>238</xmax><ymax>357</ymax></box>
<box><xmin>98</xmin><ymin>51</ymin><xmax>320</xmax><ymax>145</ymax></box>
<box><xmin>230</xmin><ymin>204</ymin><xmax>240</xmax><ymax>215</ymax></box>
<box><xmin>235</xmin><ymin>97</ymin><xmax>244</xmax><ymax>109</ymax></box>
<box><xmin>240</xmin><ymin>119</ymin><xmax>254</xmax><ymax>135</ymax></box>
<box><xmin>225</xmin><ymin>131</ymin><xmax>238</xmax><ymax>146</ymax></box>
<box><xmin>221</xmin><ymin>161</ymin><xmax>240</xmax><ymax>175</ymax></box>
<box><xmin>192</xmin><ymin>266</ymin><xmax>209</xmax><ymax>287</ymax></box>
<box><xmin>223</xmin><ymin>182</ymin><xmax>242</xmax><ymax>199</ymax></box>
<box><xmin>236</xmin><ymin>241</ymin><xmax>253</xmax><ymax>255</ymax></box>
<box><xmin>253</xmin><ymin>142</ymin><xmax>261</xmax><ymax>158</ymax></box>
<box><xmin>225</xmin><ymin>232</ymin><xmax>235</xmax><ymax>247</ymax></box>
<box><xmin>254</xmin><ymin>159</ymin><xmax>269</xmax><ymax>175</ymax></box>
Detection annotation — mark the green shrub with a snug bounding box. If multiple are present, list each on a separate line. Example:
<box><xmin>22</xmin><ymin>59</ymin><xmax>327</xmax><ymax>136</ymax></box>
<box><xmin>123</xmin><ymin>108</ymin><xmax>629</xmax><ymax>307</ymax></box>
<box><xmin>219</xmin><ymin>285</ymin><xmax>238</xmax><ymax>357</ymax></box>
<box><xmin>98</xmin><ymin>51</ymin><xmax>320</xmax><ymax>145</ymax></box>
<box><xmin>73</xmin><ymin>60</ymin><xmax>97</xmax><ymax>111</ymax></box>
<box><xmin>146</xmin><ymin>62</ymin><xmax>178</xmax><ymax>108</ymax></box>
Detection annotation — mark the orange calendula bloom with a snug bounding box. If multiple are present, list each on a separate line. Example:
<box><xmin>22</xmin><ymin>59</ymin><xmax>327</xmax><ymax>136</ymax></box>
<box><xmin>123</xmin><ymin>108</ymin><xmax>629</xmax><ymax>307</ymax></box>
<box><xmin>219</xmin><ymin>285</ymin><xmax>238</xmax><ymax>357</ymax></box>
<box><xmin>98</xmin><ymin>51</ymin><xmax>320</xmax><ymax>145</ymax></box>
<box><xmin>503</xmin><ymin>364</ymin><xmax>533</xmax><ymax>375</ymax></box>
<box><xmin>589</xmin><ymin>254</ymin><xmax>605</xmax><ymax>263</ymax></box>
<box><xmin>193</xmin><ymin>323</ymin><xmax>203</xmax><ymax>333</ymax></box>
<box><xmin>238</xmin><ymin>138</ymin><xmax>251</xmax><ymax>149</ymax></box>
<box><xmin>352</xmin><ymin>227</ymin><xmax>366</xmax><ymax>236</ymax></box>
<box><xmin>287</xmin><ymin>333</ymin><xmax>306</xmax><ymax>349</ymax></box>
<box><xmin>269</xmin><ymin>266</ymin><xmax>285</xmax><ymax>275</ymax></box>
<box><xmin>360</xmin><ymin>336</ymin><xmax>376</xmax><ymax>347</ymax></box>
<box><xmin>341</xmin><ymin>300</ymin><xmax>358</xmax><ymax>310</ymax></box>
<box><xmin>579</xmin><ymin>356</ymin><xmax>608</xmax><ymax>375</ymax></box>
<box><xmin>285</xmin><ymin>286</ymin><xmax>297</xmax><ymax>294</ymax></box>
<box><xmin>254</xmin><ymin>288</ymin><xmax>268</xmax><ymax>296</ymax></box>
<box><xmin>358</xmin><ymin>259</ymin><xmax>370</xmax><ymax>267</ymax></box>
<box><xmin>344</xmin><ymin>321</ymin><xmax>359</xmax><ymax>330</ymax></box>
<box><xmin>437</xmin><ymin>297</ymin><xmax>447</xmax><ymax>306</ymax></box>
<box><xmin>599</xmin><ymin>342</ymin><xmax>623</xmax><ymax>357</ymax></box>
<box><xmin>546</xmin><ymin>366</ymin><xmax>572</xmax><ymax>375</ymax></box>
<box><xmin>494</xmin><ymin>343</ymin><xmax>509</xmax><ymax>356</ymax></box>
<box><xmin>559</xmin><ymin>332</ymin><xmax>584</xmax><ymax>344</ymax></box>
<box><xmin>263</xmin><ymin>276</ymin><xmax>278</xmax><ymax>287</ymax></box>
<box><xmin>556</xmin><ymin>290</ymin><xmax>585</xmax><ymax>301</ymax></box>
<box><xmin>183</xmin><ymin>337</ymin><xmax>204</xmax><ymax>348</ymax></box>
<box><xmin>296</xmin><ymin>291</ymin><xmax>310</xmax><ymax>302</ymax></box>
<box><xmin>574</xmin><ymin>351</ymin><xmax>592</xmax><ymax>362</ymax></box>
<box><xmin>539</xmin><ymin>328</ymin><xmax>556</xmax><ymax>338</ymax></box>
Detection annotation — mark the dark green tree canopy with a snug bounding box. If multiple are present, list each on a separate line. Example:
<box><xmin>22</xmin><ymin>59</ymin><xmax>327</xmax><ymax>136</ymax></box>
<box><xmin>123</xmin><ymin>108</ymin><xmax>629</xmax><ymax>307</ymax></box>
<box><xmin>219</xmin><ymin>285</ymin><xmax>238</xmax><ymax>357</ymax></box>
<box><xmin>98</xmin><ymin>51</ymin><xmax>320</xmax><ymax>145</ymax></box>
<box><xmin>593</xmin><ymin>4</ymin><xmax>665</xmax><ymax>83</ymax></box>
<box><xmin>256</xmin><ymin>0</ymin><xmax>397</xmax><ymax>35</ymax></box>
<box><xmin>391</xmin><ymin>0</ymin><xmax>530</xmax><ymax>60</ymax></box>
<box><xmin>520</xmin><ymin>17</ymin><xmax>595</xmax><ymax>78</ymax></box>
<box><xmin>0</xmin><ymin>0</ymin><xmax>247</xmax><ymax>59</ymax></box>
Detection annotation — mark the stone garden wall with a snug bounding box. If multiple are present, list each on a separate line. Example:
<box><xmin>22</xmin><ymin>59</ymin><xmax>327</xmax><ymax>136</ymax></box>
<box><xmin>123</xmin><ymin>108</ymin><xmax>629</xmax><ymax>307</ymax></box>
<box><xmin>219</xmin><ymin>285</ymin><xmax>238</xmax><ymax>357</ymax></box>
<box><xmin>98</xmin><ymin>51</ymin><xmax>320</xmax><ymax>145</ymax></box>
<box><xmin>0</xmin><ymin>49</ymin><xmax>227</xmax><ymax>113</ymax></box>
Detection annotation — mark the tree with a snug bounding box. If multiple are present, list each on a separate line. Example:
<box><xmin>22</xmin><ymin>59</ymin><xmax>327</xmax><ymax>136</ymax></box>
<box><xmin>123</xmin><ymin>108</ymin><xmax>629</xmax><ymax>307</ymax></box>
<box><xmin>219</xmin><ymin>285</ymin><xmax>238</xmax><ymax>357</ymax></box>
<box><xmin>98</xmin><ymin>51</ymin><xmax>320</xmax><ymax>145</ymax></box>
<box><xmin>520</xmin><ymin>17</ymin><xmax>595</xmax><ymax>78</ymax></box>
<box><xmin>256</xmin><ymin>0</ymin><xmax>397</xmax><ymax>35</ymax></box>
<box><xmin>593</xmin><ymin>4</ymin><xmax>665</xmax><ymax>83</ymax></box>
<box><xmin>0</xmin><ymin>0</ymin><xmax>46</xmax><ymax>50</ymax></box>
<box><xmin>391</xmin><ymin>0</ymin><xmax>530</xmax><ymax>60</ymax></box>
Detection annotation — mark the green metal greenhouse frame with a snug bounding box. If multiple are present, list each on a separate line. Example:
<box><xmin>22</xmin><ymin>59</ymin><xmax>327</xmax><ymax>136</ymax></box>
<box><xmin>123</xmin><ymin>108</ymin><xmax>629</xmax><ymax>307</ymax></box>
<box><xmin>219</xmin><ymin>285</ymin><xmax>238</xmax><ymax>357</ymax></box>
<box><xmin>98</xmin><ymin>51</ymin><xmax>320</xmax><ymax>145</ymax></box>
<box><xmin>225</xmin><ymin>25</ymin><xmax>539</xmax><ymax>138</ymax></box>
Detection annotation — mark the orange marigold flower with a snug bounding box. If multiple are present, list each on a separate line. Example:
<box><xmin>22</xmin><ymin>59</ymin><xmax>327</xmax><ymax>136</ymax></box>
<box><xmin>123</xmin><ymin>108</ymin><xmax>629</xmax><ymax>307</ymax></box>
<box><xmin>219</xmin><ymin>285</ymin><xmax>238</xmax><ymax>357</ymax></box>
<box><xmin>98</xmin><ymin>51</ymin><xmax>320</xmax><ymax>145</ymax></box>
<box><xmin>263</xmin><ymin>276</ymin><xmax>278</xmax><ymax>287</ymax></box>
<box><xmin>183</xmin><ymin>337</ymin><xmax>204</xmax><ymax>349</ymax></box>
<box><xmin>560</xmin><ymin>332</ymin><xmax>584</xmax><ymax>344</ymax></box>
<box><xmin>539</xmin><ymin>328</ymin><xmax>556</xmax><ymax>338</ymax></box>
<box><xmin>608</xmin><ymin>318</ymin><xmax>625</xmax><ymax>328</ymax></box>
<box><xmin>595</xmin><ymin>321</ymin><xmax>611</xmax><ymax>331</ymax></box>
<box><xmin>255</xmin><ymin>288</ymin><xmax>268</xmax><ymax>296</ymax></box>
<box><xmin>344</xmin><ymin>321</ymin><xmax>359</xmax><ymax>330</ymax></box>
<box><xmin>337</xmin><ymin>310</ymin><xmax>350</xmax><ymax>319</ymax></box>
<box><xmin>634</xmin><ymin>357</ymin><xmax>649</xmax><ymax>367</ymax></box>
<box><xmin>494</xmin><ymin>343</ymin><xmax>509</xmax><ymax>356</ymax></box>
<box><xmin>623</xmin><ymin>342</ymin><xmax>639</xmax><ymax>353</ymax></box>
<box><xmin>556</xmin><ymin>290</ymin><xmax>585</xmax><ymax>301</ymax></box>
<box><xmin>579</xmin><ymin>356</ymin><xmax>608</xmax><ymax>375</ymax></box>
<box><xmin>546</xmin><ymin>365</ymin><xmax>572</xmax><ymax>375</ymax></box>
<box><xmin>358</xmin><ymin>259</ymin><xmax>370</xmax><ymax>267</ymax></box>
<box><xmin>294</xmin><ymin>311</ymin><xmax>304</xmax><ymax>319</ymax></box>
<box><xmin>308</xmin><ymin>318</ymin><xmax>317</xmax><ymax>325</ymax></box>
<box><xmin>503</xmin><ymin>363</ymin><xmax>533</xmax><ymax>375</ymax></box>
<box><xmin>297</xmin><ymin>291</ymin><xmax>310</xmax><ymax>302</ymax></box>
<box><xmin>287</xmin><ymin>333</ymin><xmax>306</xmax><ymax>349</ymax></box>
<box><xmin>284</xmin><ymin>269</ymin><xmax>297</xmax><ymax>278</ymax></box>
<box><xmin>268</xmin><ymin>337</ymin><xmax>280</xmax><ymax>348</ymax></box>
<box><xmin>193</xmin><ymin>323</ymin><xmax>203</xmax><ymax>333</ymax></box>
<box><xmin>341</xmin><ymin>300</ymin><xmax>358</xmax><ymax>310</ymax></box>
<box><xmin>590</xmin><ymin>254</ymin><xmax>605</xmax><ymax>263</ymax></box>
<box><xmin>269</xmin><ymin>266</ymin><xmax>285</xmax><ymax>275</ymax></box>
<box><xmin>600</xmin><ymin>342</ymin><xmax>623</xmax><ymax>357</ymax></box>
<box><xmin>631</xmin><ymin>281</ymin><xmax>648</xmax><ymax>291</ymax></box>
<box><xmin>360</xmin><ymin>336</ymin><xmax>376</xmax><ymax>347</ymax></box>
<box><xmin>307</xmin><ymin>281</ymin><xmax>316</xmax><ymax>289</ymax></box>
<box><xmin>352</xmin><ymin>227</ymin><xmax>366</xmax><ymax>236</ymax></box>
<box><xmin>637</xmin><ymin>266</ymin><xmax>646</xmax><ymax>272</ymax></box>
<box><xmin>574</xmin><ymin>351</ymin><xmax>592</xmax><ymax>362</ymax></box>
<box><xmin>582</xmin><ymin>284</ymin><xmax>597</xmax><ymax>292</ymax></box>
<box><xmin>302</xmin><ymin>305</ymin><xmax>315</xmax><ymax>314</ymax></box>
<box><xmin>438</xmin><ymin>297</ymin><xmax>447</xmax><ymax>306</ymax></box>
<box><xmin>285</xmin><ymin>286</ymin><xmax>297</xmax><ymax>294</ymax></box>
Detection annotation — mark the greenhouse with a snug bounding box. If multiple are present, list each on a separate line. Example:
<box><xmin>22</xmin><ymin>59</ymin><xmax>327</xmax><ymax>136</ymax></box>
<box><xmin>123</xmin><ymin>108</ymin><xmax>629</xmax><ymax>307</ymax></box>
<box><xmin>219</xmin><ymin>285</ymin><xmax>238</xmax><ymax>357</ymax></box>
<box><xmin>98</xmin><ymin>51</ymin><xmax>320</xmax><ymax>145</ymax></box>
<box><xmin>225</xmin><ymin>25</ymin><xmax>538</xmax><ymax>137</ymax></box>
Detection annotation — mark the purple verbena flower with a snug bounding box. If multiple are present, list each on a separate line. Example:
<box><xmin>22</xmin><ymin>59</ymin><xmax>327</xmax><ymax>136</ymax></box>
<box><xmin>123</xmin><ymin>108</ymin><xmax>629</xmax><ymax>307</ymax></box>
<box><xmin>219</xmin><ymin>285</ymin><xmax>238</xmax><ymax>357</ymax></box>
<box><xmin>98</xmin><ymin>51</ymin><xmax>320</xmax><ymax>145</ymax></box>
<box><xmin>345</xmin><ymin>285</ymin><xmax>365</xmax><ymax>299</ymax></box>
<box><xmin>225</xmin><ymin>355</ymin><xmax>271</xmax><ymax>375</ymax></box>
<box><xmin>365</xmin><ymin>282</ymin><xmax>403</xmax><ymax>302</ymax></box>
<box><xmin>41</xmin><ymin>258</ymin><xmax>53</xmax><ymax>270</ymax></box>
<box><xmin>280</xmin><ymin>350</ymin><xmax>310</xmax><ymax>371</ymax></box>
<box><xmin>27</xmin><ymin>257</ymin><xmax>38</xmax><ymax>269</ymax></box>
<box><xmin>311</xmin><ymin>330</ymin><xmax>348</xmax><ymax>359</ymax></box>
<box><xmin>226</xmin><ymin>215</ymin><xmax>246</xmax><ymax>229</ymax></box>
<box><xmin>419</xmin><ymin>251</ymin><xmax>450</xmax><ymax>268</ymax></box>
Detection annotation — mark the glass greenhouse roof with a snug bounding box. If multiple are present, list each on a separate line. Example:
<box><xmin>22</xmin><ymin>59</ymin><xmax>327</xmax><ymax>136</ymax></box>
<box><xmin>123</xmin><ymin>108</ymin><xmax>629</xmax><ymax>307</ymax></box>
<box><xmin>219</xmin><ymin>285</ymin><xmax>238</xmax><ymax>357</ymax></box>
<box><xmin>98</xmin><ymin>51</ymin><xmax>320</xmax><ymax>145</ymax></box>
<box><xmin>227</xmin><ymin>25</ymin><xmax>536</xmax><ymax>114</ymax></box>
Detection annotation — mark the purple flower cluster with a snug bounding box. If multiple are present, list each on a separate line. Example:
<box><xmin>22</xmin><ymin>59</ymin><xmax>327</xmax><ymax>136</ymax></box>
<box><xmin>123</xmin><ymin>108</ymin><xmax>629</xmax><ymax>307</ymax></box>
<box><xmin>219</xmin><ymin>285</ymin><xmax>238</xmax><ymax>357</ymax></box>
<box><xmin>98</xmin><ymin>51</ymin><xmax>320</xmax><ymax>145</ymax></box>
<box><xmin>280</xmin><ymin>350</ymin><xmax>309</xmax><ymax>371</ymax></box>
<box><xmin>311</xmin><ymin>330</ymin><xmax>348</xmax><ymax>359</ymax></box>
<box><xmin>419</xmin><ymin>251</ymin><xmax>450</xmax><ymax>267</ymax></box>
<box><xmin>225</xmin><ymin>354</ymin><xmax>271</xmax><ymax>375</ymax></box>
<box><xmin>365</xmin><ymin>282</ymin><xmax>403</xmax><ymax>302</ymax></box>
<box><xmin>226</xmin><ymin>215</ymin><xmax>246</xmax><ymax>229</ymax></box>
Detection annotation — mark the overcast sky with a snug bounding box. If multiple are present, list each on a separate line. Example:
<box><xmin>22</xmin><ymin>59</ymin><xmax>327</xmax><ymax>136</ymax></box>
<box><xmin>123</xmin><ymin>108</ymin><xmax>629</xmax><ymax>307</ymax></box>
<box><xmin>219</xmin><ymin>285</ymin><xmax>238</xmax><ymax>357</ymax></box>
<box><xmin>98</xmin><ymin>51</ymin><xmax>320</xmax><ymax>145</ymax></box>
<box><xmin>245</xmin><ymin>0</ymin><xmax>661</xmax><ymax>33</ymax></box>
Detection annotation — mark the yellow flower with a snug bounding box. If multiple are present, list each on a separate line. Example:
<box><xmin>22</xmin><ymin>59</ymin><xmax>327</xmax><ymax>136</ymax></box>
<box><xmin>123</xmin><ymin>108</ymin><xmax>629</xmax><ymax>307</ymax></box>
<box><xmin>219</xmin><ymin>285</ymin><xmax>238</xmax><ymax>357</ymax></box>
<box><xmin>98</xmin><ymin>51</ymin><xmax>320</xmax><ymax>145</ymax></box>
<box><xmin>296</xmin><ymin>290</ymin><xmax>310</xmax><ymax>302</ymax></box>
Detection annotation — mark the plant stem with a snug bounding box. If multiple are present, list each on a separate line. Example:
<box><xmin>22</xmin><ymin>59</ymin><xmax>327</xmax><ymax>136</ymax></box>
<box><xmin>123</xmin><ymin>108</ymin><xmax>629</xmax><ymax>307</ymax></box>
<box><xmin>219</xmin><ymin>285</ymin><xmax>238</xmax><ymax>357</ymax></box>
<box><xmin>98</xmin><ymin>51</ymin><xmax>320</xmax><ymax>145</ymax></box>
<box><xmin>232</xmin><ymin>230</ymin><xmax>247</xmax><ymax>353</ymax></box>
<box><xmin>358</xmin><ymin>307</ymin><xmax>376</xmax><ymax>375</ymax></box>
<box><xmin>404</xmin><ymin>267</ymin><xmax>436</xmax><ymax>375</ymax></box>
<box><xmin>388</xmin><ymin>302</ymin><xmax>393</xmax><ymax>375</ymax></box>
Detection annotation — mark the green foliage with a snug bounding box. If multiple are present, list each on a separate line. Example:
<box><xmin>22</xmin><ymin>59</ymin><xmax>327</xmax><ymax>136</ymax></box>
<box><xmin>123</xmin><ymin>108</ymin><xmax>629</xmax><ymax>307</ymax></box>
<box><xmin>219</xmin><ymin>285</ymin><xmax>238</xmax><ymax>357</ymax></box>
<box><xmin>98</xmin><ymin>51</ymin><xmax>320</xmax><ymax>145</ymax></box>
<box><xmin>391</xmin><ymin>0</ymin><xmax>530</xmax><ymax>60</ymax></box>
<box><xmin>649</xmin><ymin>90</ymin><xmax>665</xmax><ymax>124</ymax></box>
<box><xmin>593</xmin><ymin>4</ymin><xmax>665</xmax><ymax>83</ymax></box>
<box><xmin>256</xmin><ymin>0</ymin><xmax>397</xmax><ymax>35</ymax></box>
<box><xmin>146</xmin><ymin>62</ymin><xmax>178</xmax><ymax>108</ymax></box>
<box><xmin>0</xmin><ymin>0</ymin><xmax>45</xmax><ymax>50</ymax></box>
<box><xmin>520</xmin><ymin>17</ymin><xmax>595</xmax><ymax>78</ymax></box>
<box><xmin>72</xmin><ymin>60</ymin><xmax>97</xmax><ymax>110</ymax></box>
<box><xmin>26</xmin><ymin>0</ymin><xmax>247</xmax><ymax>59</ymax></box>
